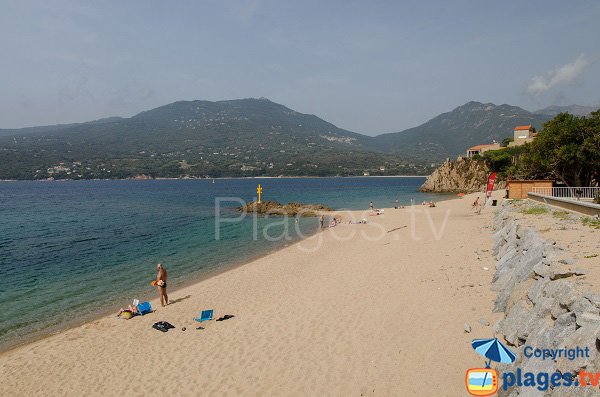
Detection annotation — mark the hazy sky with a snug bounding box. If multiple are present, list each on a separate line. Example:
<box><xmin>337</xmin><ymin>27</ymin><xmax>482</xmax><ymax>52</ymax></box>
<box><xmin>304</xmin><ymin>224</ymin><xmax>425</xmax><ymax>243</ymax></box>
<box><xmin>1</xmin><ymin>1</ymin><xmax>599</xmax><ymax>135</ymax></box>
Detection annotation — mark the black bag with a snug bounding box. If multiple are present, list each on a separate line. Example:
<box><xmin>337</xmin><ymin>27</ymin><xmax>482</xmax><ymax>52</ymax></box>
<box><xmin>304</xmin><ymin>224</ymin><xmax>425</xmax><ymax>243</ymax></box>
<box><xmin>152</xmin><ymin>321</ymin><xmax>175</xmax><ymax>332</ymax></box>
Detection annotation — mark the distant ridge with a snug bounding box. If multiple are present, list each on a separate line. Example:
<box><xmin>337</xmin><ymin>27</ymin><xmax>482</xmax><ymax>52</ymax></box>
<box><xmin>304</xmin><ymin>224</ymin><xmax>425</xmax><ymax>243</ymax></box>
<box><xmin>372</xmin><ymin>101</ymin><xmax>551</xmax><ymax>160</ymax></box>
<box><xmin>533</xmin><ymin>104</ymin><xmax>597</xmax><ymax>117</ymax></box>
<box><xmin>0</xmin><ymin>98</ymin><xmax>425</xmax><ymax>179</ymax></box>
<box><xmin>0</xmin><ymin>116</ymin><xmax>125</xmax><ymax>137</ymax></box>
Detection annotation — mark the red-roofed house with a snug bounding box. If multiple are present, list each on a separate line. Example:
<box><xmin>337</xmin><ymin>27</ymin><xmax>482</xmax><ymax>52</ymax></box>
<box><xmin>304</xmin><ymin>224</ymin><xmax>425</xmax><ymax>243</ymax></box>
<box><xmin>510</xmin><ymin>125</ymin><xmax>537</xmax><ymax>146</ymax></box>
<box><xmin>466</xmin><ymin>142</ymin><xmax>501</xmax><ymax>158</ymax></box>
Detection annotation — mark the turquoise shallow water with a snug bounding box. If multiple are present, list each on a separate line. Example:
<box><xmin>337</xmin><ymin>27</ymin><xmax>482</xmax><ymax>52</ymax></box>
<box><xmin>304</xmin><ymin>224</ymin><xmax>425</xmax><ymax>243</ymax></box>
<box><xmin>0</xmin><ymin>177</ymin><xmax>446</xmax><ymax>350</ymax></box>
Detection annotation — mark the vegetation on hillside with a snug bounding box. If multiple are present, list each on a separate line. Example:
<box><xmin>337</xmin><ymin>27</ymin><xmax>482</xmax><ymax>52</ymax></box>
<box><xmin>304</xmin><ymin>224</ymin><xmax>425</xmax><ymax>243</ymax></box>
<box><xmin>481</xmin><ymin>110</ymin><xmax>600</xmax><ymax>187</ymax></box>
<box><xmin>374</xmin><ymin>101</ymin><xmax>550</xmax><ymax>160</ymax></box>
<box><xmin>0</xmin><ymin>98</ymin><xmax>433</xmax><ymax>180</ymax></box>
<box><xmin>0</xmin><ymin>99</ymin><xmax>553</xmax><ymax>180</ymax></box>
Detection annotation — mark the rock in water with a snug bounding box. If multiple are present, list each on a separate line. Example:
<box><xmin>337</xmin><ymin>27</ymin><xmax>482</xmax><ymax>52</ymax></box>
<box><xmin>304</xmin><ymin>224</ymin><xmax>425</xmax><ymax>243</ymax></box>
<box><xmin>237</xmin><ymin>201</ymin><xmax>333</xmax><ymax>217</ymax></box>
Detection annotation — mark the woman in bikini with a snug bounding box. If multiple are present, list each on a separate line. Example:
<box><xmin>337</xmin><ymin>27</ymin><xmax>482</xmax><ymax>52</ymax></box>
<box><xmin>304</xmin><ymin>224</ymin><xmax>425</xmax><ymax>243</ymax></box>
<box><xmin>156</xmin><ymin>263</ymin><xmax>169</xmax><ymax>306</ymax></box>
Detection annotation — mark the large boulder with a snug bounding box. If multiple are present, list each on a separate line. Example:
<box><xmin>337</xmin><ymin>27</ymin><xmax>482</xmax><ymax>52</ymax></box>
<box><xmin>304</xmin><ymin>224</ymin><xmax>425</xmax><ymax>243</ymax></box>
<box><xmin>419</xmin><ymin>157</ymin><xmax>497</xmax><ymax>193</ymax></box>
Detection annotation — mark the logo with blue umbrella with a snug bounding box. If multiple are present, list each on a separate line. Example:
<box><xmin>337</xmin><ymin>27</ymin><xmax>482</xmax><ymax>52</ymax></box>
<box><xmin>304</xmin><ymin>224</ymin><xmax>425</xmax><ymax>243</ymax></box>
<box><xmin>472</xmin><ymin>338</ymin><xmax>517</xmax><ymax>367</ymax></box>
<box><xmin>466</xmin><ymin>338</ymin><xmax>516</xmax><ymax>396</ymax></box>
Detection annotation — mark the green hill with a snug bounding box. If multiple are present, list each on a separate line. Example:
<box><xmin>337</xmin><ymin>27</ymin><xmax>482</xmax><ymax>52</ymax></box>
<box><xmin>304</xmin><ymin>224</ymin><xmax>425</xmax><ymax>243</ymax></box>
<box><xmin>0</xmin><ymin>98</ymin><xmax>425</xmax><ymax>179</ymax></box>
<box><xmin>373</xmin><ymin>101</ymin><xmax>551</xmax><ymax>160</ymax></box>
<box><xmin>0</xmin><ymin>99</ymin><xmax>570</xmax><ymax>180</ymax></box>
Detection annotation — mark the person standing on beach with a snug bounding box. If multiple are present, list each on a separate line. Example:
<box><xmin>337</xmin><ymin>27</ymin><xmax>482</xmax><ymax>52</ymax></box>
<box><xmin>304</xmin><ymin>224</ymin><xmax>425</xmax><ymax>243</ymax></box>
<box><xmin>472</xmin><ymin>197</ymin><xmax>482</xmax><ymax>214</ymax></box>
<box><xmin>369</xmin><ymin>201</ymin><xmax>374</xmax><ymax>211</ymax></box>
<box><xmin>319</xmin><ymin>215</ymin><xmax>324</xmax><ymax>228</ymax></box>
<box><xmin>156</xmin><ymin>263</ymin><xmax>169</xmax><ymax>306</ymax></box>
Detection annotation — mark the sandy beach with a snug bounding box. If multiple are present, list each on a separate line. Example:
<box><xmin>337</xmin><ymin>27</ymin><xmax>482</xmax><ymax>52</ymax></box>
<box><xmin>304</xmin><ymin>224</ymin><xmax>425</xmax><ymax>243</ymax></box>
<box><xmin>1</xmin><ymin>193</ymin><xmax>504</xmax><ymax>396</ymax></box>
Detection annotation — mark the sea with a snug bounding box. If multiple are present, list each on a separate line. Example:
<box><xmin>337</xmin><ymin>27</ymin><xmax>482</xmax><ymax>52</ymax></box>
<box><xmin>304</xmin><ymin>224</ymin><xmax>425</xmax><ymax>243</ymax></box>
<box><xmin>0</xmin><ymin>177</ymin><xmax>447</xmax><ymax>350</ymax></box>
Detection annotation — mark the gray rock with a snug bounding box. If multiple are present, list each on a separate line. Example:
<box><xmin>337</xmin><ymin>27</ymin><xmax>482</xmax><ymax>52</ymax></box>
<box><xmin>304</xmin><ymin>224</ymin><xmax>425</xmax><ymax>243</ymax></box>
<box><xmin>528</xmin><ymin>277</ymin><xmax>550</xmax><ymax>305</ymax></box>
<box><xmin>525</xmin><ymin>318</ymin><xmax>555</xmax><ymax>349</ymax></box>
<box><xmin>531</xmin><ymin>297</ymin><xmax>554</xmax><ymax>318</ymax></box>
<box><xmin>555</xmin><ymin>323</ymin><xmax>600</xmax><ymax>373</ymax></box>
<box><xmin>464</xmin><ymin>323</ymin><xmax>472</xmax><ymax>333</ymax></box>
<box><xmin>543</xmin><ymin>280</ymin><xmax>580</xmax><ymax>307</ymax></box>
<box><xmin>548</xmin><ymin>313</ymin><xmax>577</xmax><ymax>348</ymax></box>
<box><xmin>555</xmin><ymin>312</ymin><xmax>576</xmax><ymax>326</ymax></box>
<box><xmin>549</xmin><ymin>385</ymin><xmax>600</xmax><ymax>396</ymax></box>
<box><xmin>571</xmin><ymin>297</ymin><xmax>597</xmax><ymax>313</ymax></box>
<box><xmin>576</xmin><ymin>311</ymin><xmax>600</xmax><ymax>328</ymax></box>
<box><xmin>494</xmin><ymin>247</ymin><xmax>520</xmax><ymax>282</ymax></box>
<box><xmin>548</xmin><ymin>262</ymin><xmax>578</xmax><ymax>280</ymax></box>
<box><xmin>584</xmin><ymin>293</ymin><xmax>600</xmax><ymax>308</ymax></box>
<box><xmin>514</xmin><ymin>242</ymin><xmax>546</xmax><ymax>282</ymax></box>
<box><xmin>571</xmin><ymin>297</ymin><xmax>600</xmax><ymax>328</ymax></box>
<box><xmin>533</xmin><ymin>262</ymin><xmax>551</xmax><ymax>278</ymax></box>
<box><xmin>495</xmin><ymin>275</ymin><xmax>535</xmax><ymax>313</ymax></box>
<box><xmin>550</xmin><ymin>300</ymin><xmax>568</xmax><ymax>319</ymax></box>
<box><xmin>499</xmin><ymin>301</ymin><xmax>532</xmax><ymax>345</ymax></box>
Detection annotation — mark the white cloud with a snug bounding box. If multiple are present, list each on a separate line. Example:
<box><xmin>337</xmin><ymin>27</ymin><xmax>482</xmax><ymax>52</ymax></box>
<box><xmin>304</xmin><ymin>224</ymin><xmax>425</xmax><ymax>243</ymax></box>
<box><xmin>526</xmin><ymin>54</ymin><xmax>591</xmax><ymax>96</ymax></box>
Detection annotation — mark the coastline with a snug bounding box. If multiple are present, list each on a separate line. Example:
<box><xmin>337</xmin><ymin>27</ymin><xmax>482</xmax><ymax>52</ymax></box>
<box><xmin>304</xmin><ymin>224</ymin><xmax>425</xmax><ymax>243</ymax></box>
<box><xmin>1</xmin><ymin>192</ymin><xmax>503</xmax><ymax>395</ymax></box>
<box><xmin>0</xmin><ymin>223</ymin><xmax>324</xmax><ymax>354</ymax></box>
<box><xmin>1</xmin><ymin>177</ymin><xmax>446</xmax><ymax>353</ymax></box>
<box><xmin>0</xmin><ymin>175</ymin><xmax>430</xmax><ymax>182</ymax></box>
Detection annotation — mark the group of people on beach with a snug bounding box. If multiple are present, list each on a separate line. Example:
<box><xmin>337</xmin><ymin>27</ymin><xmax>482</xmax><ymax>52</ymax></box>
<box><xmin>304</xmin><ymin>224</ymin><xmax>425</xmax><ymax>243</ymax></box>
<box><xmin>371</xmin><ymin>200</ymin><xmax>407</xmax><ymax>211</ymax></box>
<box><xmin>143</xmin><ymin>193</ymin><xmax>488</xmax><ymax>315</ymax></box>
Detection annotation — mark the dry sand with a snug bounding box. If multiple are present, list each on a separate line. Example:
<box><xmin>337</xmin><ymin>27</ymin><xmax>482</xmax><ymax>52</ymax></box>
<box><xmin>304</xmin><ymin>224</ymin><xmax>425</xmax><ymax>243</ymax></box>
<box><xmin>1</xmin><ymin>193</ymin><xmax>505</xmax><ymax>396</ymax></box>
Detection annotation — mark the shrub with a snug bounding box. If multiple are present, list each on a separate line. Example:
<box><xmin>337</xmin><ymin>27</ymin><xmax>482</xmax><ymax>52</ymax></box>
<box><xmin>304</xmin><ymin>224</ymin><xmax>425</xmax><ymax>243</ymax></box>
<box><xmin>521</xmin><ymin>206</ymin><xmax>548</xmax><ymax>215</ymax></box>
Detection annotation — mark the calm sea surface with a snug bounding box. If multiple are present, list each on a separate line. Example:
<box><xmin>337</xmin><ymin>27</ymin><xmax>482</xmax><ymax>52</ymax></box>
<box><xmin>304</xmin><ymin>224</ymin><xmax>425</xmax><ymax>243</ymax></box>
<box><xmin>0</xmin><ymin>177</ymin><xmax>446</xmax><ymax>350</ymax></box>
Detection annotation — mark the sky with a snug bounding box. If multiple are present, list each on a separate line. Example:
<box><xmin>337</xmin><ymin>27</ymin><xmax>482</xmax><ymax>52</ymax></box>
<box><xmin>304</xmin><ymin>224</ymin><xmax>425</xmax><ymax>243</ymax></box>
<box><xmin>1</xmin><ymin>1</ymin><xmax>599</xmax><ymax>135</ymax></box>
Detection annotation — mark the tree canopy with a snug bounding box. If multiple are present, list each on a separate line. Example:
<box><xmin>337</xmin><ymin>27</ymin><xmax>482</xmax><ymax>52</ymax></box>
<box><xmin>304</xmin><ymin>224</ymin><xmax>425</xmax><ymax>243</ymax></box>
<box><xmin>509</xmin><ymin>111</ymin><xmax>600</xmax><ymax>187</ymax></box>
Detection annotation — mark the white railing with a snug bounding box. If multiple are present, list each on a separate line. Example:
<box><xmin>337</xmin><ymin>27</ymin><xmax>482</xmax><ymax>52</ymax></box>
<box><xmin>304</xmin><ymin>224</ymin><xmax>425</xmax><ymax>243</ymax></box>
<box><xmin>532</xmin><ymin>187</ymin><xmax>600</xmax><ymax>200</ymax></box>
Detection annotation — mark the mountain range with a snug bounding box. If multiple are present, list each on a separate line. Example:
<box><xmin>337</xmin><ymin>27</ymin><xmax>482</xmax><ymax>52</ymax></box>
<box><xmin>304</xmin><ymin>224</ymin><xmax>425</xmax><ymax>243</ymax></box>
<box><xmin>0</xmin><ymin>98</ymin><xmax>595</xmax><ymax>180</ymax></box>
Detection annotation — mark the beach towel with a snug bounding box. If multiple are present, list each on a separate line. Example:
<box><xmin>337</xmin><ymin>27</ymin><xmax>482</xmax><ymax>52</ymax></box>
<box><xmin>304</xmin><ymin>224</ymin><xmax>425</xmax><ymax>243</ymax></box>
<box><xmin>118</xmin><ymin>310</ymin><xmax>134</xmax><ymax>320</ymax></box>
<box><xmin>152</xmin><ymin>321</ymin><xmax>175</xmax><ymax>332</ymax></box>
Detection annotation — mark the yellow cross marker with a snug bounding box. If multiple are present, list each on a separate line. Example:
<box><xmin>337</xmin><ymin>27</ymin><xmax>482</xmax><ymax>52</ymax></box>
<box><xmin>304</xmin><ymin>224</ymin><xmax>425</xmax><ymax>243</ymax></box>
<box><xmin>257</xmin><ymin>184</ymin><xmax>263</xmax><ymax>203</ymax></box>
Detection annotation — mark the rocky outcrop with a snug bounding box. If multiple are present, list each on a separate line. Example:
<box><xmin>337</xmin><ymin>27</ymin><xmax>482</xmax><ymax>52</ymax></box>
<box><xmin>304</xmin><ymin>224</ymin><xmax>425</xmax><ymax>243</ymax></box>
<box><xmin>420</xmin><ymin>157</ymin><xmax>492</xmax><ymax>193</ymax></box>
<box><xmin>492</xmin><ymin>204</ymin><xmax>600</xmax><ymax>396</ymax></box>
<box><xmin>237</xmin><ymin>201</ymin><xmax>332</xmax><ymax>217</ymax></box>
<box><xmin>130</xmin><ymin>174</ymin><xmax>154</xmax><ymax>180</ymax></box>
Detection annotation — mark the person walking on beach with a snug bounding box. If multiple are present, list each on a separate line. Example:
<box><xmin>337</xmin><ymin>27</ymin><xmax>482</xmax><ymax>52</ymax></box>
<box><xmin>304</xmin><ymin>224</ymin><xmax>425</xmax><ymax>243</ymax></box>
<box><xmin>369</xmin><ymin>201</ymin><xmax>374</xmax><ymax>211</ymax></box>
<box><xmin>156</xmin><ymin>263</ymin><xmax>169</xmax><ymax>306</ymax></box>
<box><xmin>319</xmin><ymin>215</ymin><xmax>324</xmax><ymax>228</ymax></box>
<box><xmin>472</xmin><ymin>197</ymin><xmax>482</xmax><ymax>214</ymax></box>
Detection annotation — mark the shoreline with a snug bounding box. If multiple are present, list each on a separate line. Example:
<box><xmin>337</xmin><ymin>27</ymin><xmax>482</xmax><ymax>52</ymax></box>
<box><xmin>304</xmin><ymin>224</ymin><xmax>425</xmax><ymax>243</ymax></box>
<box><xmin>0</xmin><ymin>222</ymin><xmax>326</xmax><ymax>354</ymax></box>
<box><xmin>0</xmin><ymin>175</ymin><xmax>429</xmax><ymax>183</ymax></box>
<box><xmin>0</xmin><ymin>193</ymin><xmax>459</xmax><ymax>354</ymax></box>
<box><xmin>1</xmin><ymin>191</ymin><xmax>504</xmax><ymax>395</ymax></box>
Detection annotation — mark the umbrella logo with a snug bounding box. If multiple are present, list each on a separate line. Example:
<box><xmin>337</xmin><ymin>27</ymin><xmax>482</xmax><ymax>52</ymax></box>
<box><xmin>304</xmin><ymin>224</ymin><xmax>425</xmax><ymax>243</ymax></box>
<box><xmin>466</xmin><ymin>338</ymin><xmax>516</xmax><ymax>396</ymax></box>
